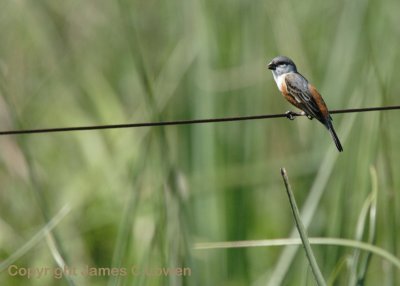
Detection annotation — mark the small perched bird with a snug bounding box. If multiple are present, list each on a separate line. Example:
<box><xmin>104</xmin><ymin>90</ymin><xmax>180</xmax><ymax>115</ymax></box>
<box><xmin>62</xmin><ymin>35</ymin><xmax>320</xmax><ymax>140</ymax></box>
<box><xmin>267</xmin><ymin>56</ymin><xmax>343</xmax><ymax>152</ymax></box>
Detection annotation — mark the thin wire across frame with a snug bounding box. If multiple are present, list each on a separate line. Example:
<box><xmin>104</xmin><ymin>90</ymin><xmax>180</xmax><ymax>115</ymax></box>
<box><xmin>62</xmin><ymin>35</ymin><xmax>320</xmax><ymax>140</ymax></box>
<box><xmin>0</xmin><ymin>105</ymin><xmax>399</xmax><ymax>136</ymax></box>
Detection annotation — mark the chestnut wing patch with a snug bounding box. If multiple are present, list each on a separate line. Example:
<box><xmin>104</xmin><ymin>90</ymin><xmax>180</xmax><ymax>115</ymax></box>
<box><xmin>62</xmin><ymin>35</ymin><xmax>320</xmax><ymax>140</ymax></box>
<box><xmin>284</xmin><ymin>73</ymin><xmax>323</xmax><ymax>120</ymax></box>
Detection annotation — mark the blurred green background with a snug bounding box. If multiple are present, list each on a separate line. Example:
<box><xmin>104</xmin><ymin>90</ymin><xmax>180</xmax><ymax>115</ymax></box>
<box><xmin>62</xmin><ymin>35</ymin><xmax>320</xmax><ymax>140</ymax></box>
<box><xmin>0</xmin><ymin>0</ymin><xmax>400</xmax><ymax>285</ymax></box>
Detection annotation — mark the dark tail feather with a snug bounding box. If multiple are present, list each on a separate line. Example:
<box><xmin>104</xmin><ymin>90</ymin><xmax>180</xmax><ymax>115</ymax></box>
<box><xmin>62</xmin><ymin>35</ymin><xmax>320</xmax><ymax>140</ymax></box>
<box><xmin>326</xmin><ymin>121</ymin><xmax>343</xmax><ymax>152</ymax></box>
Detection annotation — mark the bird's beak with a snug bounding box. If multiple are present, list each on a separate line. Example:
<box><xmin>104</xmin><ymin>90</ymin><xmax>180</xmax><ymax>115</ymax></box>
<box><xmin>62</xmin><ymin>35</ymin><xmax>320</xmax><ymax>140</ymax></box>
<box><xmin>267</xmin><ymin>62</ymin><xmax>276</xmax><ymax>70</ymax></box>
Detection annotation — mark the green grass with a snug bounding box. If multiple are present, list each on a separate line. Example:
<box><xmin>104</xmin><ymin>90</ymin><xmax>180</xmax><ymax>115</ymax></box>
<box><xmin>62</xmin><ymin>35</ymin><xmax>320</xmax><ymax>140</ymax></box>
<box><xmin>1</xmin><ymin>0</ymin><xmax>400</xmax><ymax>285</ymax></box>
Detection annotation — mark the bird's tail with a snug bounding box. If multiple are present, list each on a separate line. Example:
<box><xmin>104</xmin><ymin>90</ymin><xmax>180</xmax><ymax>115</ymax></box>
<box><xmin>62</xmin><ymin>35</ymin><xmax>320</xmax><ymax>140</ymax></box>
<box><xmin>326</xmin><ymin>121</ymin><xmax>343</xmax><ymax>152</ymax></box>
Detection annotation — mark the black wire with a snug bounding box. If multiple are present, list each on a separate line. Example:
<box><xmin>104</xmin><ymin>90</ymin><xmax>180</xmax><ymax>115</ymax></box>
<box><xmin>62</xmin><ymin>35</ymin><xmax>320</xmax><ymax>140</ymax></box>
<box><xmin>1</xmin><ymin>105</ymin><xmax>399</xmax><ymax>136</ymax></box>
<box><xmin>329</xmin><ymin>105</ymin><xmax>400</xmax><ymax>114</ymax></box>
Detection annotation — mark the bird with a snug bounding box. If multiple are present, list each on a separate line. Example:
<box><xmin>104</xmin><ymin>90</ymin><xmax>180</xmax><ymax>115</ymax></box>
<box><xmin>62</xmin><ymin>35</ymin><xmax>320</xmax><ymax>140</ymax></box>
<box><xmin>267</xmin><ymin>56</ymin><xmax>343</xmax><ymax>152</ymax></box>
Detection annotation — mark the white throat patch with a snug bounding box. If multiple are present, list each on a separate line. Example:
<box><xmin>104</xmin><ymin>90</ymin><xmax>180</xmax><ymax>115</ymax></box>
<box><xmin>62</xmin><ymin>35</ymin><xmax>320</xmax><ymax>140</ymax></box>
<box><xmin>272</xmin><ymin>72</ymin><xmax>287</xmax><ymax>92</ymax></box>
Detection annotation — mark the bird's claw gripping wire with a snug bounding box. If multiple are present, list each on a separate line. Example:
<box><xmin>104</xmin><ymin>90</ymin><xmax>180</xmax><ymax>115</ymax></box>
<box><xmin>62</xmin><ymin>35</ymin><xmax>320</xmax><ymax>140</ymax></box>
<box><xmin>285</xmin><ymin>111</ymin><xmax>296</xmax><ymax>120</ymax></box>
<box><xmin>285</xmin><ymin>111</ymin><xmax>300</xmax><ymax>120</ymax></box>
<box><xmin>285</xmin><ymin>111</ymin><xmax>313</xmax><ymax>120</ymax></box>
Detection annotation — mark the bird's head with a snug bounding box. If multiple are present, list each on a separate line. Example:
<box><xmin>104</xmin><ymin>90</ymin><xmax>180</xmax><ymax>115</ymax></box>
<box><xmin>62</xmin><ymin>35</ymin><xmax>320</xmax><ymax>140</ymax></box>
<box><xmin>267</xmin><ymin>56</ymin><xmax>297</xmax><ymax>76</ymax></box>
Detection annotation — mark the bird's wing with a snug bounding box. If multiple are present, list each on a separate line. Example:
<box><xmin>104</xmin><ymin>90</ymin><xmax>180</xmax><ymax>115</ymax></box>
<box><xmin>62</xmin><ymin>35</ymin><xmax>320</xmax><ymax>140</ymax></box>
<box><xmin>284</xmin><ymin>73</ymin><xmax>325</xmax><ymax>120</ymax></box>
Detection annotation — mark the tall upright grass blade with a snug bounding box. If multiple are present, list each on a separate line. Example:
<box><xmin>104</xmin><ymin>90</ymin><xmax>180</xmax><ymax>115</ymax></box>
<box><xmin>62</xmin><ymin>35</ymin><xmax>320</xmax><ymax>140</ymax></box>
<box><xmin>348</xmin><ymin>166</ymin><xmax>378</xmax><ymax>285</ymax></box>
<box><xmin>280</xmin><ymin>168</ymin><xmax>327</xmax><ymax>286</ymax></box>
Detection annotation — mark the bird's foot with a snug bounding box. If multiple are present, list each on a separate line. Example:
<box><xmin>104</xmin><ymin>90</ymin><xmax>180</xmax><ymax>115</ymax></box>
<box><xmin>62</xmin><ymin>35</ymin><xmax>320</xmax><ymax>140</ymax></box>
<box><xmin>285</xmin><ymin>111</ymin><xmax>302</xmax><ymax>120</ymax></box>
<box><xmin>306</xmin><ymin>114</ymin><xmax>313</xmax><ymax>120</ymax></box>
